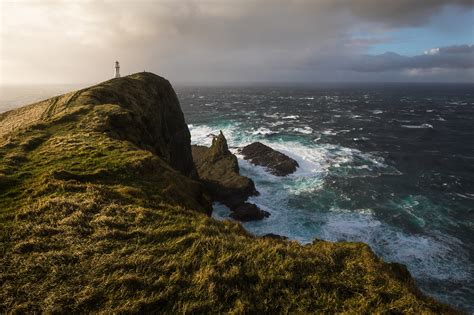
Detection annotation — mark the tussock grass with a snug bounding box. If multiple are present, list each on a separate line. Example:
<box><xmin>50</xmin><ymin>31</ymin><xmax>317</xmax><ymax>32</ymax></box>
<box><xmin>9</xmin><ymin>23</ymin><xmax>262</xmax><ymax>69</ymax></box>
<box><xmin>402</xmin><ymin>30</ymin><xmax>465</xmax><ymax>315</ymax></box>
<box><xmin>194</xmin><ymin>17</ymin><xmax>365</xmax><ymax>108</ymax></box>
<box><xmin>0</xmin><ymin>73</ymin><xmax>459</xmax><ymax>313</ymax></box>
<box><xmin>2</xmin><ymin>183</ymin><xmax>456</xmax><ymax>313</ymax></box>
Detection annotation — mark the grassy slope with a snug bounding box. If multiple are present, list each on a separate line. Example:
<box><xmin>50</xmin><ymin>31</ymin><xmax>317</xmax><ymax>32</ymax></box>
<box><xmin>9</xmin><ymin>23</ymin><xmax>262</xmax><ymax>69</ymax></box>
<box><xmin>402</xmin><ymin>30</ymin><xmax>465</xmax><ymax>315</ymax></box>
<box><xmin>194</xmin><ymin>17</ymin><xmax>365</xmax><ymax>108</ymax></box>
<box><xmin>0</xmin><ymin>74</ymin><xmax>457</xmax><ymax>313</ymax></box>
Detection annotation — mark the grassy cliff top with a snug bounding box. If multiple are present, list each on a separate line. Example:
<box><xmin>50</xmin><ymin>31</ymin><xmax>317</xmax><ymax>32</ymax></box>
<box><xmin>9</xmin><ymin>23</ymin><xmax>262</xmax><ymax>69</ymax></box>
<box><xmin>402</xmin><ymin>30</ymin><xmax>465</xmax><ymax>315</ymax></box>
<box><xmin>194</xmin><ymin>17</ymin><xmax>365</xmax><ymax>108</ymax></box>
<box><xmin>0</xmin><ymin>73</ymin><xmax>458</xmax><ymax>313</ymax></box>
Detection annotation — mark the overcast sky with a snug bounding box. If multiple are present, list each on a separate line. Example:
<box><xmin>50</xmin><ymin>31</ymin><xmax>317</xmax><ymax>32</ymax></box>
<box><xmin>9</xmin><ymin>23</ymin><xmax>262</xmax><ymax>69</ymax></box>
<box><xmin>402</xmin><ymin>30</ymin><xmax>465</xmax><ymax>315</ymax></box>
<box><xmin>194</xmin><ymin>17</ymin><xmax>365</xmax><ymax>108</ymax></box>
<box><xmin>1</xmin><ymin>0</ymin><xmax>473</xmax><ymax>85</ymax></box>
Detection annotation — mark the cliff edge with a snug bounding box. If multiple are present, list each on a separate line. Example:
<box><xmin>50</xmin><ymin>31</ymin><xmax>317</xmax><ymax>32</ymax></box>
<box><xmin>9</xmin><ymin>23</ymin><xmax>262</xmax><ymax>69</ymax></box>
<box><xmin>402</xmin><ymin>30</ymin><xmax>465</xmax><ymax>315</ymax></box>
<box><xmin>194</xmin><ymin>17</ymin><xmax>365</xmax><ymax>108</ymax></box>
<box><xmin>0</xmin><ymin>72</ymin><xmax>196</xmax><ymax>178</ymax></box>
<box><xmin>0</xmin><ymin>73</ymin><xmax>458</xmax><ymax>314</ymax></box>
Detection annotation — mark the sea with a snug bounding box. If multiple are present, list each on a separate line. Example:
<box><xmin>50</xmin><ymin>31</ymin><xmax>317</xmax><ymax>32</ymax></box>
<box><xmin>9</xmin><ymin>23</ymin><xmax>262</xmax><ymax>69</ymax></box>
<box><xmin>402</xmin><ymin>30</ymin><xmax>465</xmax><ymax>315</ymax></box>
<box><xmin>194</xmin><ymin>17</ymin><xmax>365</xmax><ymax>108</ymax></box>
<box><xmin>1</xmin><ymin>83</ymin><xmax>473</xmax><ymax>312</ymax></box>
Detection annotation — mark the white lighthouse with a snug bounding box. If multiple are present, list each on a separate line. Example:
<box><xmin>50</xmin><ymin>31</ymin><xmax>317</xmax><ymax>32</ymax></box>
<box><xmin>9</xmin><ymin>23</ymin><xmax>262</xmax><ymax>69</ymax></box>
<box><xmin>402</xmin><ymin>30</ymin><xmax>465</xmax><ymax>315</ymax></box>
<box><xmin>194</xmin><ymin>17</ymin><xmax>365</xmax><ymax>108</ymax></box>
<box><xmin>114</xmin><ymin>61</ymin><xmax>120</xmax><ymax>78</ymax></box>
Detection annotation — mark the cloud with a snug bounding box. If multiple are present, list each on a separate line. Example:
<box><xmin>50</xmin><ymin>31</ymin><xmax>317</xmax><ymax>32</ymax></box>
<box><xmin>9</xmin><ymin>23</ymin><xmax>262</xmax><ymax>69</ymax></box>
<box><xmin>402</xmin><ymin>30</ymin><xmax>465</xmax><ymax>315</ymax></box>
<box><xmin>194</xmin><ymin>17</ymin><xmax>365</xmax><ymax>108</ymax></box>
<box><xmin>0</xmin><ymin>0</ymin><xmax>473</xmax><ymax>84</ymax></box>
<box><xmin>424</xmin><ymin>48</ymin><xmax>440</xmax><ymax>55</ymax></box>
<box><xmin>346</xmin><ymin>45</ymin><xmax>474</xmax><ymax>72</ymax></box>
<box><xmin>326</xmin><ymin>0</ymin><xmax>473</xmax><ymax>27</ymax></box>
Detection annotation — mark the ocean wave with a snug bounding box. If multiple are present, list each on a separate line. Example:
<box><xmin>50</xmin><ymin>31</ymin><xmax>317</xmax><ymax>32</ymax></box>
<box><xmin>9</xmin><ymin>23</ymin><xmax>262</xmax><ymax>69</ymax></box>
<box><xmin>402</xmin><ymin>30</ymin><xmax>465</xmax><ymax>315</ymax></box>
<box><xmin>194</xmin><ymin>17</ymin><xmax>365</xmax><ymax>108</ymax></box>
<box><xmin>263</xmin><ymin>113</ymin><xmax>280</xmax><ymax>119</ymax></box>
<box><xmin>319</xmin><ymin>209</ymin><xmax>472</xmax><ymax>282</ymax></box>
<box><xmin>401</xmin><ymin>123</ymin><xmax>434</xmax><ymax>129</ymax></box>
<box><xmin>249</xmin><ymin>127</ymin><xmax>274</xmax><ymax>136</ymax></box>
<box><xmin>269</xmin><ymin>121</ymin><xmax>285</xmax><ymax>127</ymax></box>
<box><xmin>290</xmin><ymin>126</ymin><xmax>313</xmax><ymax>134</ymax></box>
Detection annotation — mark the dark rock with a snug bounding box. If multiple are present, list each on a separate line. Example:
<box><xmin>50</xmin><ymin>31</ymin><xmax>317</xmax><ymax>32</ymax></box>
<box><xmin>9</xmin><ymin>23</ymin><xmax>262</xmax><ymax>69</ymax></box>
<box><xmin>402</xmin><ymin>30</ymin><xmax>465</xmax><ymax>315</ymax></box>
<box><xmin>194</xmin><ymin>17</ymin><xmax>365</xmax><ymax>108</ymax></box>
<box><xmin>240</xmin><ymin>142</ymin><xmax>299</xmax><ymax>176</ymax></box>
<box><xmin>230</xmin><ymin>202</ymin><xmax>270</xmax><ymax>222</ymax></box>
<box><xmin>262</xmin><ymin>233</ymin><xmax>288</xmax><ymax>240</ymax></box>
<box><xmin>387</xmin><ymin>262</ymin><xmax>414</xmax><ymax>285</ymax></box>
<box><xmin>192</xmin><ymin>132</ymin><xmax>258</xmax><ymax>209</ymax></box>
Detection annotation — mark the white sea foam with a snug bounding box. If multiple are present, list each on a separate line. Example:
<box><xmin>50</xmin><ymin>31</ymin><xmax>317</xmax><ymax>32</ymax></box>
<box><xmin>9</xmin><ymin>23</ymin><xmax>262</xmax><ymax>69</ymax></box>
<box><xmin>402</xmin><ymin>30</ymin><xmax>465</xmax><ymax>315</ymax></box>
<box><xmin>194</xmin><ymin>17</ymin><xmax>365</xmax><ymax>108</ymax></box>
<box><xmin>318</xmin><ymin>210</ymin><xmax>472</xmax><ymax>281</ymax></box>
<box><xmin>353</xmin><ymin>137</ymin><xmax>370</xmax><ymax>141</ymax></box>
<box><xmin>401</xmin><ymin>123</ymin><xmax>434</xmax><ymax>129</ymax></box>
<box><xmin>249</xmin><ymin>127</ymin><xmax>274</xmax><ymax>136</ymax></box>
<box><xmin>269</xmin><ymin>121</ymin><xmax>285</xmax><ymax>127</ymax></box>
<box><xmin>290</xmin><ymin>126</ymin><xmax>313</xmax><ymax>134</ymax></box>
<box><xmin>263</xmin><ymin>113</ymin><xmax>280</xmax><ymax>119</ymax></box>
<box><xmin>200</xmin><ymin>121</ymin><xmax>471</xmax><ymax>298</ymax></box>
<box><xmin>322</xmin><ymin>129</ymin><xmax>337</xmax><ymax>135</ymax></box>
<box><xmin>188</xmin><ymin>124</ymin><xmax>216</xmax><ymax>145</ymax></box>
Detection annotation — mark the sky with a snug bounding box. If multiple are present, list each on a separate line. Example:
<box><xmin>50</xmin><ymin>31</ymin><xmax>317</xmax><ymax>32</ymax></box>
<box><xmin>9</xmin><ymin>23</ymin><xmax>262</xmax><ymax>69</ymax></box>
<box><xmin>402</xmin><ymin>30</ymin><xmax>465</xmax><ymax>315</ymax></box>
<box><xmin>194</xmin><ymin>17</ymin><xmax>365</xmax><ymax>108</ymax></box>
<box><xmin>0</xmin><ymin>0</ymin><xmax>473</xmax><ymax>85</ymax></box>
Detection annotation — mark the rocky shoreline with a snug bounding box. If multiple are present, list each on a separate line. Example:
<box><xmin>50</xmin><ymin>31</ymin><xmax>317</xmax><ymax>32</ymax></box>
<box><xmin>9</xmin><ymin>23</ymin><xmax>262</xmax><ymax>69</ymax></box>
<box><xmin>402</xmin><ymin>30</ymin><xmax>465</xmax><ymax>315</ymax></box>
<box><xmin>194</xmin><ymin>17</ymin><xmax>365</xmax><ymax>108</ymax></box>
<box><xmin>192</xmin><ymin>131</ymin><xmax>303</xmax><ymax>222</ymax></box>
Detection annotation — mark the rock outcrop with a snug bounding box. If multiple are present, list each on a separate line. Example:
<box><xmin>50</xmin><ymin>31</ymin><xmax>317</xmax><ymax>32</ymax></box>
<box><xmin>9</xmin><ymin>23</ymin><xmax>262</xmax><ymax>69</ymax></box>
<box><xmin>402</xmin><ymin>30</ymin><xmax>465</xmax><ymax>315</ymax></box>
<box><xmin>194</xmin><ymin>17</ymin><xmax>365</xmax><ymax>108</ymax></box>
<box><xmin>192</xmin><ymin>132</ymin><xmax>264</xmax><ymax>218</ymax></box>
<box><xmin>230</xmin><ymin>202</ymin><xmax>270</xmax><ymax>221</ymax></box>
<box><xmin>240</xmin><ymin>142</ymin><xmax>299</xmax><ymax>176</ymax></box>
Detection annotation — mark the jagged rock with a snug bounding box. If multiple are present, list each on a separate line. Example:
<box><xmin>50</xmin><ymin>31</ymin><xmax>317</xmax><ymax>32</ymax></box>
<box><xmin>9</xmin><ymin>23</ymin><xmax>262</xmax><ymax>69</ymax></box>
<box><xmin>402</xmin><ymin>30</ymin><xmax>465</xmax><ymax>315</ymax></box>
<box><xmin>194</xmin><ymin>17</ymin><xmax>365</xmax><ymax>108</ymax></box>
<box><xmin>208</xmin><ymin>131</ymin><xmax>233</xmax><ymax>162</ymax></box>
<box><xmin>230</xmin><ymin>202</ymin><xmax>270</xmax><ymax>222</ymax></box>
<box><xmin>192</xmin><ymin>131</ymin><xmax>258</xmax><ymax>210</ymax></box>
<box><xmin>240</xmin><ymin>142</ymin><xmax>299</xmax><ymax>176</ymax></box>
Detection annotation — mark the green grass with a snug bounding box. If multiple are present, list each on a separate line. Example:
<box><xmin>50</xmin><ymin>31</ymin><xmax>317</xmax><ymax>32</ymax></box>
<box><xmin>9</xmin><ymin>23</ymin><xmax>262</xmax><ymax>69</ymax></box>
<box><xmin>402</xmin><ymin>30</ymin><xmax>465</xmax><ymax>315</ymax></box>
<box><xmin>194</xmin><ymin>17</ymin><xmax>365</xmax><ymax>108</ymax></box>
<box><xmin>0</xmin><ymin>73</ymin><xmax>459</xmax><ymax>313</ymax></box>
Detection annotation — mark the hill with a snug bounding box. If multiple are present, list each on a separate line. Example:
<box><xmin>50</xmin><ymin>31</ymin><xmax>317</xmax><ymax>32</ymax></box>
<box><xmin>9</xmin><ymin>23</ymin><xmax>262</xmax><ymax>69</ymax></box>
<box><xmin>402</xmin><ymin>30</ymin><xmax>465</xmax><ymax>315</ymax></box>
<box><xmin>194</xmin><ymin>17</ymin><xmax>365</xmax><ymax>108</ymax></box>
<box><xmin>0</xmin><ymin>73</ymin><xmax>458</xmax><ymax>313</ymax></box>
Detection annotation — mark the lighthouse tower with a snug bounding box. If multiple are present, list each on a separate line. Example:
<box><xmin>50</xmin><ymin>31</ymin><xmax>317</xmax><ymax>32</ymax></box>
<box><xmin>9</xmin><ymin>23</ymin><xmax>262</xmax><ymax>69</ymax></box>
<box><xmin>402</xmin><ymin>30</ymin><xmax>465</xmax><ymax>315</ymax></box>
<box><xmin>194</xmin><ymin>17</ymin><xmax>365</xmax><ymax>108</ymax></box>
<box><xmin>114</xmin><ymin>61</ymin><xmax>120</xmax><ymax>78</ymax></box>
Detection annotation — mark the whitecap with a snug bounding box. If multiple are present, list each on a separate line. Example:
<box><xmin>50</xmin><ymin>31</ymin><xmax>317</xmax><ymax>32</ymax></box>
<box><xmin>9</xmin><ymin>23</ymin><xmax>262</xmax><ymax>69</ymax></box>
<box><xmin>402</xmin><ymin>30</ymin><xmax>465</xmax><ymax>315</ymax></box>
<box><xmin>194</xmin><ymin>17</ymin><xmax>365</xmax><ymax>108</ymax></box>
<box><xmin>249</xmin><ymin>127</ymin><xmax>274</xmax><ymax>136</ymax></box>
<box><xmin>322</xmin><ymin>129</ymin><xmax>337</xmax><ymax>136</ymax></box>
<box><xmin>291</xmin><ymin>126</ymin><xmax>313</xmax><ymax>134</ymax></box>
<box><xmin>263</xmin><ymin>113</ymin><xmax>280</xmax><ymax>119</ymax></box>
<box><xmin>401</xmin><ymin>124</ymin><xmax>434</xmax><ymax>129</ymax></box>
<box><xmin>269</xmin><ymin>121</ymin><xmax>285</xmax><ymax>127</ymax></box>
<box><xmin>352</xmin><ymin>137</ymin><xmax>370</xmax><ymax>141</ymax></box>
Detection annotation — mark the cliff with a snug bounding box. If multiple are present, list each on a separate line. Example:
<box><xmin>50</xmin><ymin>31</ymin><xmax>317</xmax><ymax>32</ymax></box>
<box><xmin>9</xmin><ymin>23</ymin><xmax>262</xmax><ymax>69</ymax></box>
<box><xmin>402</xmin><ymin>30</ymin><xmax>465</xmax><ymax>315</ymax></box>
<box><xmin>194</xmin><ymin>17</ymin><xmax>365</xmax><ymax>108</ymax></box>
<box><xmin>0</xmin><ymin>72</ymin><xmax>196</xmax><ymax>178</ymax></box>
<box><xmin>0</xmin><ymin>73</ymin><xmax>458</xmax><ymax>313</ymax></box>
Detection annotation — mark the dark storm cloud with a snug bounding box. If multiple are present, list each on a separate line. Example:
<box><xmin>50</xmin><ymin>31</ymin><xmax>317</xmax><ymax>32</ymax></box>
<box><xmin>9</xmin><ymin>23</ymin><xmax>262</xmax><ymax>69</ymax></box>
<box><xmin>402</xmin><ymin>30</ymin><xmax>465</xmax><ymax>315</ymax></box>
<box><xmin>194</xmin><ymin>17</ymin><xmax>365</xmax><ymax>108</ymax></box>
<box><xmin>347</xmin><ymin>45</ymin><xmax>474</xmax><ymax>72</ymax></box>
<box><xmin>326</xmin><ymin>0</ymin><xmax>473</xmax><ymax>26</ymax></box>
